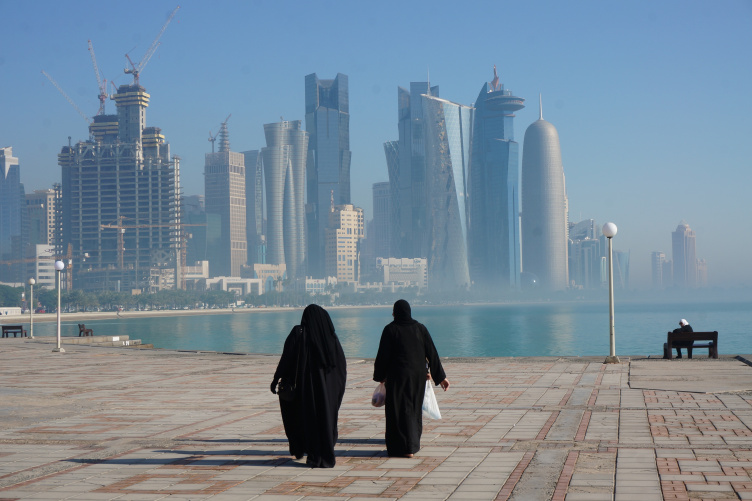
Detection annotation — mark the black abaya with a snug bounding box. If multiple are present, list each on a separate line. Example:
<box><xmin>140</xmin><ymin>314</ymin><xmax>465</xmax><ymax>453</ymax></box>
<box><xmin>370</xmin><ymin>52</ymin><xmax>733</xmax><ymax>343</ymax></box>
<box><xmin>272</xmin><ymin>305</ymin><xmax>347</xmax><ymax>468</ymax></box>
<box><xmin>373</xmin><ymin>302</ymin><xmax>446</xmax><ymax>457</ymax></box>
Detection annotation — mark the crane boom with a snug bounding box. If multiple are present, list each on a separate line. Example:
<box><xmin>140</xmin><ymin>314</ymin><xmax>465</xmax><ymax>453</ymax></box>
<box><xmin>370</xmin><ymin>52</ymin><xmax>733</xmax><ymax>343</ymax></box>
<box><xmin>87</xmin><ymin>40</ymin><xmax>108</xmax><ymax>115</ymax></box>
<box><xmin>41</xmin><ymin>70</ymin><xmax>91</xmax><ymax>124</ymax></box>
<box><xmin>124</xmin><ymin>5</ymin><xmax>180</xmax><ymax>85</ymax></box>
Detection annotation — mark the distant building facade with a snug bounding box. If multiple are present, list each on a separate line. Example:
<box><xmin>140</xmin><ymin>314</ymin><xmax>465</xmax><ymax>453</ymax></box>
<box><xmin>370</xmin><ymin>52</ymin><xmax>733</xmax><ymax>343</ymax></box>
<box><xmin>672</xmin><ymin>221</ymin><xmax>697</xmax><ymax>288</ymax></box>
<box><xmin>651</xmin><ymin>251</ymin><xmax>670</xmax><ymax>289</ymax></box>
<box><xmin>521</xmin><ymin>100</ymin><xmax>569</xmax><ymax>291</ymax></box>
<box><xmin>376</xmin><ymin>257</ymin><xmax>427</xmax><ymax>290</ymax></box>
<box><xmin>0</xmin><ymin>147</ymin><xmax>25</xmax><ymax>282</ymax></box>
<box><xmin>325</xmin><ymin>204</ymin><xmax>364</xmax><ymax>283</ymax></box>
<box><xmin>261</xmin><ymin>121</ymin><xmax>308</xmax><ymax>280</ymax></box>
<box><xmin>26</xmin><ymin>189</ymin><xmax>57</xmax><ymax>247</ymax></box>
<box><xmin>467</xmin><ymin>69</ymin><xmax>524</xmax><ymax>290</ymax></box>
<box><xmin>204</xmin><ymin>121</ymin><xmax>247</xmax><ymax>277</ymax></box>
<box><xmin>242</xmin><ymin>150</ymin><xmax>265</xmax><ymax>266</ymax></box>
<box><xmin>305</xmin><ymin>73</ymin><xmax>351</xmax><ymax>278</ymax></box>
<box><xmin>372</xmin><ymin>182</ymin><xmax>391</xmax><ymax>263</ymax></box>
<box><xmin>58</xmin><ymin>84</ymin><xmax>181</xmax><ymax>292</ymax></box>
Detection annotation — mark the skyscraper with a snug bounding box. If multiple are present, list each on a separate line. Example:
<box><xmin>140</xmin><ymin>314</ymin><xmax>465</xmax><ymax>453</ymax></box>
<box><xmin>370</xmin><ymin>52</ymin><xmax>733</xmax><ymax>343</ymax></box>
<box><xmin>672</xmin><ymin>221</ymin><xmax>697</xmax><ymax>288</ymax></box>
<box><xmin>242</xmin><ymin>150</ymin><xmax>265</xmax><ymax>266</ymax></box>
<box><xmin>467</xmin><ymin>68</ymin><xmax>524</xmax><ymax>290</ymax></box>
<box><xmin>651</xmin><ymin>251</ymin><xmax>667</xmax><ymax>289</ymax></box>
<box><xmin>25</xmin><ymin>189</ymin><xmax>57</xmax><ymax>247</ymax></box>
<box><xmin>372</xmin><ymin>182</ymin><xmax>391</xmax><ymax>260</ymax></box>
<box><xmin>59</xmin><ymin>84</ymin><xmax>181</xmax><ymax>291</ymax></box>
<box><xmin>305</xmin><ymin>73</ymin><xmax>351</xmax><ymax>277</ymax></box>
<box><xmin>521</xmin><ymin>98</ymin><xmax>569</xmax><ymax>291</ymax></box>
<box><xmin>0</xmin><ymin>147</ymin><xmax>25</xmax><ymax>283</ymax></box>
<box><xmin>325</xmin><ymin>204</ymin><xmax>364</xmax><ymax>283</ymax></box>
<box><xmin>261</xmin><ymin>120</ymin><xmax>308</xmax><ymax>280</ymax></box>
<box><xmin>204</xmin><ymin>121</ymin><xmax>247</xmax><ymax>277</ymax></box>
<box><xmin>385</xmin><ymin>83</ymin><xmax>472</xmax><ymax>290</ymax></box>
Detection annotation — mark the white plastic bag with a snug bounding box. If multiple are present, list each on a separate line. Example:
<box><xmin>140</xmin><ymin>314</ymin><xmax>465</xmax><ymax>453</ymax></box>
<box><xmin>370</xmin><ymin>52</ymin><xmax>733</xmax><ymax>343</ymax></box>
<box><xmin>372</xmin><ymin>382</ymin><xmax>386</xmax><ymax>407</ymax></box>
<box><xmin>422</xmin><ymin>380</ymin><xmax>441</xmax><ymax>419</ymax></box>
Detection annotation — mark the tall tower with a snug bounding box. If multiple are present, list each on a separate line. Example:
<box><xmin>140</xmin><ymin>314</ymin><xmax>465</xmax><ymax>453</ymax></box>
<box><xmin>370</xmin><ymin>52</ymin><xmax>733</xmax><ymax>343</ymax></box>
<box><xmin>242</xmin><ymin>150</ymin><xmax>265</xmax><ymax>266</ymax></box>
<box><xmin>672</xmin><ymin>221</ymin><xmax>697</xmax><ymax>288</ymax></box>
<box><xmin>305</xmin><ymin>73</ymin><xmax>351</xmax><ymax>277</ymax></box>
<box><xmin>261</xmin><ymin>120</ymin><xmax>308</xmax><ymax>280</ymax></box>
<box><xmin>204</xmin><ymin>120</ymin><xmax>247</xmax><ymax>277</ymax></box>
<box><xmin>372</xmin><ymin>182</ymin><xmax>391</xmax><ymax>260</ymax></box>
<box><xmin>325</xmin><ymin>204</ymin><xmax>364</xmax><ymax>282</ymax></box>
<box><xmin>59</xmin><ymin>83</ymin><xmax>181</xmax><ymax>292</ymax></box>
<box><xmin>468</xmin><ymin>67</ymin><xmax>525</xmax><ymax>290</ymax></box>
<box><xmin>26</xmin><ymin>189</ymin><xmax>57</xmax><ymax>246</ymax></box>
<box><xmin>0</xmin><ymin>147</ymin><xmax>24</xmax><ymax>283</ymax></box>
<box><xmin>521</xmin><ymin>97</ymin><xmax>569</xmax><ymax>291</ymax></box>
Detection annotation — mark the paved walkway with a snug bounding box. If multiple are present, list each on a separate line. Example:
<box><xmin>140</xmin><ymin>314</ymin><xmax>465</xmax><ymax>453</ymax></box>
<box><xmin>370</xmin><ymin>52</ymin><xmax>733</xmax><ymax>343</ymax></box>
<box><xmin>2</xmin><ymin>340</ymin><xmax>752</xmax><ymax>500</ymax></box>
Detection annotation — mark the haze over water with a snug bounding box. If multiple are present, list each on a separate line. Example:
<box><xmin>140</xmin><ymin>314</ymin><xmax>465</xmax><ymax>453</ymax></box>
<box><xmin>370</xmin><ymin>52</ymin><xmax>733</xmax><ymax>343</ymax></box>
<box><xmin>33</xmin><ymin>301</ymin><xmax>752</xmax><ymax>357</ymax></box>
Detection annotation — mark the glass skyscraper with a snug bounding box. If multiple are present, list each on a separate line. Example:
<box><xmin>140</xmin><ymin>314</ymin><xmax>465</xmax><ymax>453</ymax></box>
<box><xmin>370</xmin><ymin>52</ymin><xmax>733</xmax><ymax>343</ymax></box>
<box><xmin>0</xmin><ymin>147</ymin><xmax>25</xmax><ymax>283</ymax></box>
<box><xmin>261</xmin><ymin>120</ymin><xmax>308</xmax><ymax>280</ymax></box>
<box><xmin>305</xmin><ymin>73</ymin><xmax>351</xmax><ymax>278</ymax></box>
<box><xmin>467</xmin><ymin>74</ymin><xmax>524</xmax><ymax>290</ymax></box>
<box><xmin>672</xmin><ymin>221</ymin><xmax>697</xmax><ymax>288</ymax></box>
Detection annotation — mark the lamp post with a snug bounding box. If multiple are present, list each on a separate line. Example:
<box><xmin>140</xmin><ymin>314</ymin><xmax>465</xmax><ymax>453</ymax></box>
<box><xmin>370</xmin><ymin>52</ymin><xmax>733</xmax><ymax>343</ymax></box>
<box><xmin>28</xmin><ymin>278</ymin><xmax>35</xmax><ymax>339</ymax></box>
<box><xmin>602</xmin><ymin>222</ymin><xmax>619</xmax><ymax>364</ymax></box>
<box><xmin>53</xmin><ymin>260</ymin><xmax>65</xmax><ymax>353</ymax></box>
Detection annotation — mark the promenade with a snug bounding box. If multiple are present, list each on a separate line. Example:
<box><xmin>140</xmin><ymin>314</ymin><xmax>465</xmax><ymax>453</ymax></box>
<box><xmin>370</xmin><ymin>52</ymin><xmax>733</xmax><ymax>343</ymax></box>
<box><xmin>2</xmin><ymin>340</ymin><xmax>752</xmax><ymax>500</ymax></box>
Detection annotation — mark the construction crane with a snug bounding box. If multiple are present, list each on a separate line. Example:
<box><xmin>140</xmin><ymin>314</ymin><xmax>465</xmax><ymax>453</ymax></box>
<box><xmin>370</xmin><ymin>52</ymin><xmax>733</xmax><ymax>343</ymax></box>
<box><xmin>41</xmin><ymin>70</ymin><xmax>91</xmax><ymax>124</ymax></box>
<box><xmin>87</xmin><ymin>40</ymin><xmax>108</xmax><ymax>115</ymax></box>
<box><xmin>100</xmin><ymin>216</ymin><xmax>205</xmax><ymax>290</ymax></box>
<box><xmin>124</xmin><ymin>5</ymin><xmax>180</xmax><ymax>86</ymax></box>
<box><xmin>208</xmin><ymin>114</ymin><xmax>231</xmax><ymax>153</ymax></box>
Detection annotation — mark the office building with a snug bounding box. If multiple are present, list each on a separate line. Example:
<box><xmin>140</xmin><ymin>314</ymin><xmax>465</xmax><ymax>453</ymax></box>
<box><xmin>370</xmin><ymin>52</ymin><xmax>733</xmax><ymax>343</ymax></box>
<box><xmin>383</xmin><ymin>141</ymin><xmax>401</xmax><ymax>254</ymax></box>
<box><xmin>372</xmin><ymin>182</ymin><xmax>391</xmax><ymax>263</ymax></box>
<box><xmin>385</xmin><ymin>82</ymin><xmax>472</xmax><ymax>290</ymax></box>
<box><xmin>376</xmin><ymin>257</ymin><xmax>427</xmax><ymax>290</ymax></box>
<box><xmin>205</xmin><ymin>121</ymin><xmax>247</xmax><ymax>277</ymax></box>
<box><xmin>467</xmin><ymin>69</ymin><xmax>524</xmax><ymax>290</ymax></box>
<box><xmin>0</xmin><ymin>147</ymin><xmax>25</xmax><ymax>283</ymax></box>
<box><xmin>305</xmin><ymin>73</ymin><xmax>351</xmax><ymax>277</ymax></box>
<box><xmin>651</xmin><ymin>251</ymin><xmax>668</xmax><ymax>289</ymax></box>
<box><xmin>325</xmin><ymin>204</ymin><xmax>364</xmax><ymax>283</ymax></box>
<box><xmin>242</xmin><ymin>150</ymin><xmax>265</xmax><ymax>266</ymax></box>
<box><xmin>521</xmin><ymin>98</ymin><xmax>569</xmax><ymax>291</ymax></box>
<box><xmin>59</xmin><ymin>84</ymin><xmax>181</xmax><ymax>291</ymax></box>
<box><xmin>614</xmin><ymin>250</ymin><xmax>630</xmax><ymax>290</ymax></box>
<box><xmin>26</xmin><ymin>189</ymin><xmax>57</xmax><ymax>247</ymax></box>
<box><xmin>672</xmin><ymin>221</ymin><xmax>697</xmax><ymax>288</ymax></box>
<box><xmin>697</xmin><ymin>258</ymin><xmax>708</xmax><ymax>287</ymax></box>
<box><xmin>261</xmin><ymin>120</ymin><xmax>308</xmax><ymax>280</ymax></box>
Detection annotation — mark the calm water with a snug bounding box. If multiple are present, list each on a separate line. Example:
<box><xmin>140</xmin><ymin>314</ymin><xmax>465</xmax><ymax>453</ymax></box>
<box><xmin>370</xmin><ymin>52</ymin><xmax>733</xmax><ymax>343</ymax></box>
<box><xmin>29</xmin><ymin>301</ymin><xmax>751</xmax><ymax>358</ymax></box>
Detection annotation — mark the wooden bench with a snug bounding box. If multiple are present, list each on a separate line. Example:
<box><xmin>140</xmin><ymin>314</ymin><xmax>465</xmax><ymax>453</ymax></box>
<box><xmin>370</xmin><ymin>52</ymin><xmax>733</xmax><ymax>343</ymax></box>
<box><xmin>78</xmin><ymin>323</ymin><xmax>93</xmax><ymax>337</ymax></box>
<box><xmin>1</xmin><ymin>325</ymin><xmax>27</xmax><ymax>338</ymax></box>
<box><xmin>664</xmin><ymin>331</ymin><xmax>718</xmax><ymax>359</ymax></box>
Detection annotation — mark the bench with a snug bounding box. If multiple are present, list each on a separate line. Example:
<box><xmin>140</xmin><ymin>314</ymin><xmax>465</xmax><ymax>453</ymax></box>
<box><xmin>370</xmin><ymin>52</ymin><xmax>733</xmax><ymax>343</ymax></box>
<box><xmin>78</xmin><ymin>323</ymin><xmax>93</xmax><ymax>337</ymax></box>
<box><xmin>664</xmin><ymin>331</ymin><xmax>718</xmax><ymax>359</ymax></box>
<box><xmin>1</xmin><ymin>325</ymin><xmax>27</xmax><ymax>338</ymax></box>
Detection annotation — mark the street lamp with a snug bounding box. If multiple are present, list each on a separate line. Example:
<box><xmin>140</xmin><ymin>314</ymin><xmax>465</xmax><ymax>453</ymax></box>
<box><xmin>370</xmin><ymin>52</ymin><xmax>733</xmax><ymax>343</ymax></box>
<box><xmin>602</xmin><ymin>222</ymin><xmax>619</xmax><ymax>364</ymax></box>
<box><xmin>53</xmin><ymin>260</ymin><xmax>66</xmax><ymax>353</ymax></box>
<box><xmin>28</xmin><ymin>278</ymin><xmax>35</xmax><ymax>339</ymax></box>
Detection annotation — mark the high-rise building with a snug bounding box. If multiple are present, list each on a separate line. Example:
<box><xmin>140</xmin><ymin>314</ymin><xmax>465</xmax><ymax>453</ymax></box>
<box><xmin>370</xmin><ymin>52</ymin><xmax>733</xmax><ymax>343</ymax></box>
<box><xmin>242</xmin><ymin>150</ymin><xmax>265</xmax><ymax>266</ymax></box>
<box><xmin>372</xmin><ymin>182</ymin><xmax>391</xmax><ymax>260</ymax></box>
<box><xmin>385</xmin><ymin>82</ymin><xmax>472</xmax><ymax>290</ymax></box>
<box><xmin>672</xmin><ymin>221</ymin><xmax>697</xmax><ymax>288</ymax></box>
<box><xmin>467</xmin><ymin>68</ymin><xmax>524</xmax><ymax>290</ymax></box>
<box><xmin>651</xmin><ymin>251</ymin><xmax>668</xmax><ymax>289</ymax></box>
<box><xmin>204</xmin><ymin>121</ymin><xmax>247</xmax><ymax>277</ymax></box>
<box><xmin>25</xmin><ymin>189</ymin><xmax>57</xmax><ymax>247</ymax></box>
<box><xmin>383</xmin><ymin>141</ymin><xmax>400</xmax><ymax>255</ymax></box>
<box><xmin>261</xmin><ymin>120</ymin><xmax>308</xmax><ymax>280</ymax></box>
<box><xmin>182</xmin><ymin>195</ymin><xmax>207</xmax><ymax>266</ymax></box>
<box><xmin>305</xmin><ymin>73</ymin><xmax>351</xmax><ymax>277</ymax></box>
<box><xmin>59</xmin><ymin>84</ymin><xmax>181</xmax><ymax>292</ymax></box>
<box><xmin>325</xmin><ymin>204</ymin><xmax>364</xmax><ymax>283</ymax></box>
<box><xmin>521</xmin><ymin>98</ymin><xmax>569</xmax><ymax>291</ymax></box>
<box><xmin>697</xmin><ymin>258</ymin><xmax>708</xmax><ymax>287</ymax></box>
<box><xmin>614</xmin><ymin>250</ymin><xmax>630</xmax><ymax>290</ymax></box>
<box><xmin>0</xmin><ymin>147</ymin><xmax>25</xmax><ymax>283</ymax></box>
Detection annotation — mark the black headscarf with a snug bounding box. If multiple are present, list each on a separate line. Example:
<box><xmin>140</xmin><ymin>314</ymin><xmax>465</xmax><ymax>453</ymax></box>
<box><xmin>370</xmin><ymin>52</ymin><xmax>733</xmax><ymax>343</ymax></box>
<box><xmin>301</xmin><ymin>304</ymin><xmax>339</xmax><ymax>372</ymax></box>
<box><xmin>393</xmin><ymin>299</ymin><xmax>416</xmax><ymax>325</ymax></box>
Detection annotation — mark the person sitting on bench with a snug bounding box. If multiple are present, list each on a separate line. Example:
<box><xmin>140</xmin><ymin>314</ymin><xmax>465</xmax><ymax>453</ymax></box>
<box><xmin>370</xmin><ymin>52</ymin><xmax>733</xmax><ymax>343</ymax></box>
<box><xmin>671</xmin><ymin>318</ymin><xmax>694</xmax><ymax>359</ymax></box>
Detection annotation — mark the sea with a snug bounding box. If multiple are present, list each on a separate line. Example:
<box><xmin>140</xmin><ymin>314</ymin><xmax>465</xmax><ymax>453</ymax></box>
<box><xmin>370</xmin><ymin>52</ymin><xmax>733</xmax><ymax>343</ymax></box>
<box><xmin>27</xmin><ymin>300</ymin><xmax>751</xmax><ymax>358</ymax></box>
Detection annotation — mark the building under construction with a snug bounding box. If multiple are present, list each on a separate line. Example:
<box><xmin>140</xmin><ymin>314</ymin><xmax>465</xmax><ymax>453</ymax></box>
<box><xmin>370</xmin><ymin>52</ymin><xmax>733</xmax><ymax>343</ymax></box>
<box><xmin>58</xmin><ymin>83</ymin><xmax>181</xmax><ymax>292</ymax></box>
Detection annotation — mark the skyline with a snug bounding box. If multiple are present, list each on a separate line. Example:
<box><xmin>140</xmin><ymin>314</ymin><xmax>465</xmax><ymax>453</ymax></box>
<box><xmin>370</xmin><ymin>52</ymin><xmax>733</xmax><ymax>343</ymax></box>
<box><xmin>1</xmin><ymin>0</ymin><xmax>750</xmax><ymax>288</ymax></box>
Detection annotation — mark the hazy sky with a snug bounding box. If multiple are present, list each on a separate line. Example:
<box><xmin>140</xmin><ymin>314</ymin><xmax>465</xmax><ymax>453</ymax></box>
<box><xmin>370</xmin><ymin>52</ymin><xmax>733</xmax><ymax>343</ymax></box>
<box><xmin>1</xmin><ymin>0</ymin><xmax>750</xmax><ymax>289</ymax></box>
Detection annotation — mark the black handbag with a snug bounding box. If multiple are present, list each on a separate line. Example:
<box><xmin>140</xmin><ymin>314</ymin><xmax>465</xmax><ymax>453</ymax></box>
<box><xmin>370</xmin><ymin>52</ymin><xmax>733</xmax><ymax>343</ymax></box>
<box><xmin>277</xmin><ymin>326</ymin><xmax>303</xmax><ymax>402</ymax></box>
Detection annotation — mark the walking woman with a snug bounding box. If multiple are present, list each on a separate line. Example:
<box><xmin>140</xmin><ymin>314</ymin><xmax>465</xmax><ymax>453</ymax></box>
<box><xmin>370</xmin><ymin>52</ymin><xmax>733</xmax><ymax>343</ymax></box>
<box><xmin>271</xmin><ymin>304</ymin><xmax>347</xmax><ymax>468</ymax></box>
<box><xmin>373</xmin><ymin>299</ymin><xmax>449</xmax><ymax>458</ymax></box>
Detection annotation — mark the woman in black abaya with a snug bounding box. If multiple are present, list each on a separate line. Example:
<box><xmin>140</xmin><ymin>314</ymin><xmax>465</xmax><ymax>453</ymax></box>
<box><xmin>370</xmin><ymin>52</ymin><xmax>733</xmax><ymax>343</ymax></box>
<box><xmin>271</xmin><ymin>304</ymin><xmax>347</xmax><ymax>468</ymax></box>
<box><xmin>373</xmin><ymin>299</ymin><xmax>449</xmax><ymax>458</ymax></box>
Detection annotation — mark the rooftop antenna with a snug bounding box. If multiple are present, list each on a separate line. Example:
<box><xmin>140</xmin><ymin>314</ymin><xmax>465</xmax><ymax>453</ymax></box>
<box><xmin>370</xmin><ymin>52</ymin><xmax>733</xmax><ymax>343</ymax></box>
<box><xmin>330</xmin><ymin>190</ymin><xmax>334</xmax><ymax>212</ymax></box>
<box><xmin>218</xmin><ymin>114</ymin><xmax>231</xmax><ymax>152</ymax></box>
<box><xmin>426</xmin><ymin>65</ymin><xmax>431</xmax><ymax>96</ymax></box>
<box><xmin>539</xmin><ymin>93</ymin><xmax>543</xmax><ymax>120</ymax></box>
<box><xmin>491</xmin><ymin>65</ymin><xmax>500</xmax><ymax>91</ymax></box>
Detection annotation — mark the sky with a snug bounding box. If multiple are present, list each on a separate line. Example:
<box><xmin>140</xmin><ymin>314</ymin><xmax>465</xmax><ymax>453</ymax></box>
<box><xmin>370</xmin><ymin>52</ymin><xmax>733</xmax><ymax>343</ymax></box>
<box><xmin>1</xmin><ymin>0</ymin><xmax>751</xmax><ymax>289</ymax></box>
